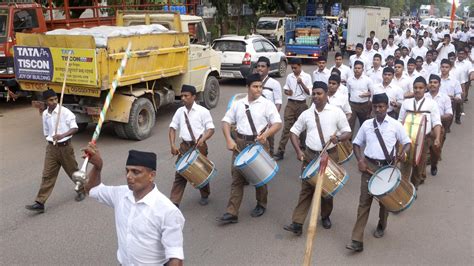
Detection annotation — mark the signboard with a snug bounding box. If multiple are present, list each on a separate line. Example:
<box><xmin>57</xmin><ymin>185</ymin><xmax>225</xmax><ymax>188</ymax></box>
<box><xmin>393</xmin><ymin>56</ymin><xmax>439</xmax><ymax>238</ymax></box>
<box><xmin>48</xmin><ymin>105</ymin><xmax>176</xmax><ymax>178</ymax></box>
<box><xmin>14</xmin><ymin>46</ymin><xmax>97</xmax><ymax>86</ymax></box>
<box><xmin>331</xmin><ymin>3</ymin><xmax>341</xmax><ymax>16</ymax></box>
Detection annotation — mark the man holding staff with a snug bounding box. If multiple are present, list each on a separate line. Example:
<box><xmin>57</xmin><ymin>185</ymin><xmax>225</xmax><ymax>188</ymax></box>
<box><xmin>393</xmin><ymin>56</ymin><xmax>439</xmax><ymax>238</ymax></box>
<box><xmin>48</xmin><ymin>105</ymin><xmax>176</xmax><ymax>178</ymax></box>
<box><xmin>169</xmin><ymin>85</ymin><xmax>215</xmax><ymax>207</ymax></box>
<box><xmin>346</xmin><ymin>93</ymin><xmax>411</xmax><ymax>252</ymax></box>
<box><xmin>283</xmin><ymin>81</ymin><xmax>351</xmax><ymax>235</ymax></box>
<box><xmin>217</xmin><ymin>73</ymin><xmax>282</xmax><ymax>224</ymax></box>
<box><xmin>25</xmin><ymin>89</ymin><xmax>83</xmax><ymax>213</ymax></box>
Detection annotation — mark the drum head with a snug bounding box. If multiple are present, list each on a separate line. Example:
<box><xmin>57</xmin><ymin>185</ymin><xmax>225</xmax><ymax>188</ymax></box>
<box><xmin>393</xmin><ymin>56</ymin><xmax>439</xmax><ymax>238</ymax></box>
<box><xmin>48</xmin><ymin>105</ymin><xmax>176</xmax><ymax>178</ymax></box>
<box><xmin>414</xmin><ymin>115</ymin><xmax>427</xmax><ymax>165</ymax></box>
<box><xmin>226</xmin><ymin>93</ymin><xmax>248</xmax><ymax>112</ymax></box>
<box><xmin>234</xmin><ymin>144</ymin><xmax>261</xmax><ymax>167</ymax></box>
<box><xmin>301</xmin><ymin>157</ymin><xmax>321</xmax><ymax>179</ymax></box>
<box><xmin>368</xmin><ymin>166</ymin><xmax>401</xmax><ymax>196</ymax></box>
<box><xmin>176</xmin><ymin>149</ymin><xmax>199</xmax><ymax>172</ymax></box>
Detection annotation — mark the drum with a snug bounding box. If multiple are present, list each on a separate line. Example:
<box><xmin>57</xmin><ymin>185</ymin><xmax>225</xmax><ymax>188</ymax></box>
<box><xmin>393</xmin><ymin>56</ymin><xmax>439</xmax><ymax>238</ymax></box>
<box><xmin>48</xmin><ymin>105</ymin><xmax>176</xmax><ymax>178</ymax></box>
<box><xmin>301</xmin><ymin>156</ymin><xmax>349</xmax><ymax>198</ymax></box>
<box><xmin>234</xmin><ymin>143</ymin><xmax>278</xmax><ymax>187</ymax></box>
<box><xmin>368</xmin><ymin>166</ymin><xmax>416</xmax><ymax>213</ymax></box>
<box><xmin>226</xmin><ymin>93</ymin><xmax>247</xmax><ymax>111</ymax></box>
<box><xmin>336</xmin><ymin>140</ymin><xmax>353</xmax><ymax>164</ymax></box>
<box><xmin>402</xmin><ymin>112</ymin><xmax>427</xmax><ymax>166</ymax></box>
<box><xmin>176</xmin><ymin>149</ymin><xmax>217</xmax><ymax>189</ymax></box>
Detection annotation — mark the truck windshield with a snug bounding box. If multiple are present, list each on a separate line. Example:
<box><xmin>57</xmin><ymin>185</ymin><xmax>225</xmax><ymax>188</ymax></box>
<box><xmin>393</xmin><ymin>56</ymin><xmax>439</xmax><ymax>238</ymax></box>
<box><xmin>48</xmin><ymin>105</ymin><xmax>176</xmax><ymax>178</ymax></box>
<box><xmin>257</xmin><ymin>20</ymin><xmax>277</xmax><ymax>30</ymax></box>
<box><xmin>0</xmin><ymin>14</ymin><xmax>7</xmax><ymax>37</ymax></box>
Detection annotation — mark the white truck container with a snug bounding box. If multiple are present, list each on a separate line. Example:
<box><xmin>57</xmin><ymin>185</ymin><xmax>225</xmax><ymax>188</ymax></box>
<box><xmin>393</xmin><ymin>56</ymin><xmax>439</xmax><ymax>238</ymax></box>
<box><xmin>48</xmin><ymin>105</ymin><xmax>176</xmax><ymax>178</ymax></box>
<box><xmin>346</xmin><ymin>6</ymin><xmax>390</xmax><ymax>53</ymax></box>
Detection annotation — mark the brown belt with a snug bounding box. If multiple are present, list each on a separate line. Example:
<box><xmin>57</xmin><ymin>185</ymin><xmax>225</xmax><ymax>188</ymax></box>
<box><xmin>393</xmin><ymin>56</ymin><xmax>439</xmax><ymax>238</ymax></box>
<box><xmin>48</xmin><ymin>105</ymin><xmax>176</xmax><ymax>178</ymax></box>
<box><xmin>182</xmin><ymin>140</ymin><xmax>196</xmax><ymax>146</ymax></box>
<box><xmin>236</xmin><ymin>132</ymin><xmax>256</xmax><ymax>141</ymax></box>
<box><xmin>365</xmin><ymin>156</ymin><xmax>390</xmax><ymax>167</ymax></box>
<box><xmin>288</xmin><ymin>98</ymin><xmax>306</xmax><ymax>103</ymax></box>
<box><xmin>48</xmin><ymin>140</ymin><xmax>70</xmax><ymax>147</ymax></box>
<box><xmin>307</xmin><ymin>146</ymin><xmax>336</xmax><ymax>155</ymax></box>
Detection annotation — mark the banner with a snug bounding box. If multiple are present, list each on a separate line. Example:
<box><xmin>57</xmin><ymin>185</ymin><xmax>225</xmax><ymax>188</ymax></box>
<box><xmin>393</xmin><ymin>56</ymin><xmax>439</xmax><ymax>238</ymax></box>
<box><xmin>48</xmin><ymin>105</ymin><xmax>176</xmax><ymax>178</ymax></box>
<box><xmin>14</xmin><ymin>46</ymin><xmax>97</xmax><ymax>86</ymax></box>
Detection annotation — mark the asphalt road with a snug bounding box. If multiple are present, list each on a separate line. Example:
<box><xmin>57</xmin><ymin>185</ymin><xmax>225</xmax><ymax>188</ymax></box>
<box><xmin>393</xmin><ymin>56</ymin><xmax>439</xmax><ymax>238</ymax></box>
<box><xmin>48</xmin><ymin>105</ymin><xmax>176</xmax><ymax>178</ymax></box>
<box><xmin>1</xmin><ymin>55</ymin><xmax>473</xmax><ymax>265</ymax></box>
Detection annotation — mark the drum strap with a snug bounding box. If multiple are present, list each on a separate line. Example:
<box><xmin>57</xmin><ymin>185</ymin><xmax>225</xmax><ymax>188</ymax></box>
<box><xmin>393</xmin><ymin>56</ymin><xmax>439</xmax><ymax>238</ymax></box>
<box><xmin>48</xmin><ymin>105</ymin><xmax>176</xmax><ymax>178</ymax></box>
<box><xmin>184</xmin><ymin>112</ymin><xmax>196</xmax><ymax>143</ymax></box>
<box><xmin>413</xmin><ymin>98</ymin><xmax>425</xmax><ymax>112</ymax></box>
<box><xmin>262</xmin><ymin>76</ymin><xmax>272</xmax><ymax>91</ymax></box>
<box><xmin>314</xmin><ymin>111</ymin><xmax>327</xmax><ymax>148</ymax></box>
<box><xmin>245</xmin><ymin>104</ymin><xmax>258</xmax><ymax>137</ymax></box>
<box><xmin>373</xmin><ymin>119</ymin><xmax>394</xmax><ymax>163</ymax></box>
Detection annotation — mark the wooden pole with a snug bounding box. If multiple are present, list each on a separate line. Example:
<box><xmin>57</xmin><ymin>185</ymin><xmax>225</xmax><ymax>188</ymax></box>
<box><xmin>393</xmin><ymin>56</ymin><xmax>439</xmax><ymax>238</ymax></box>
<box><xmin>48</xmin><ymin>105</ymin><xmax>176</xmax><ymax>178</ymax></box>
<box><xmin>303</xmin><ymin>152</ymin><xmax>329</xmax><ymax>266</ymax></box>
<box><xmin>53</xmin><ymin>51</ymin><xmax>72</xmax><ymax>145</ymax></box>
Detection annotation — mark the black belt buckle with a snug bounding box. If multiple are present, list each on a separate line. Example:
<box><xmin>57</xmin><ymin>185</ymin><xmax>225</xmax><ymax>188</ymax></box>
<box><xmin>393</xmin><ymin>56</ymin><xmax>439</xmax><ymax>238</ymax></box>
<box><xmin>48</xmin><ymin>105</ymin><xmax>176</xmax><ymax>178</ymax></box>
<box><xmin>48</xmin><ymin>140</ymin><xmax>69</xmax><ymax>146</ymax></box>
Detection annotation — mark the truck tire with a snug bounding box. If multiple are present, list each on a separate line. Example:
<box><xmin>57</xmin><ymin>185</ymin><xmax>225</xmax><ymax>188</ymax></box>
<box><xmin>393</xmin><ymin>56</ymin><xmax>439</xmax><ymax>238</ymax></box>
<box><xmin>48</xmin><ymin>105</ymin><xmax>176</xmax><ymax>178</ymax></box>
<box><xmin>113</xmin><ymin>122</ymin><xmax>128</xmax><ymax>139</ymax></box>
<box><xmin>123</xmin><ymin>97</ymin><xmax>156</xmax><ymax>140</ymax></box>
<box><xmin>77</xmin><ymin>123</ymin><xmax>88</xmax><ymax>133</ymax></box>
<box><xmin>201</xmin><ymin>76</ymin><xmax>219</xmax><ymax>109</ymax></box>
<box><xmin>276</xmin><ymin>60</ymin><xmax>287</xmax><ymax>77</ymax></box>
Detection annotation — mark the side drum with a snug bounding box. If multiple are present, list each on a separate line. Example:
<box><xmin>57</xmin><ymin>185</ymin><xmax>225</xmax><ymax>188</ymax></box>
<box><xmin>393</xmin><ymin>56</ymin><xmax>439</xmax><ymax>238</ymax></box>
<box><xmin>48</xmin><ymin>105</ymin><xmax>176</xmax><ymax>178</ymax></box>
<box><xmin>301</xmin><ymin>156</ymin><xmax>349</xmax><ymax>198</ymax></box>
<box><xmin>403</xmin><ymin>113</ymin><xmax>427</xmax><ymax>166</ymax></box>
<box><xmin>234</xmin><ymin>143</ymin><xmax>278</xmax><ymax>187</ymax></box>
<box><xmin>336</xmin><ymin>140</ymin><xmax>353</xmax><ymax>164</ymax></box>
<box><xmin>176</xmin><ymin>149</ymin><xmax>217</xmax><ymax>189</ymax></box>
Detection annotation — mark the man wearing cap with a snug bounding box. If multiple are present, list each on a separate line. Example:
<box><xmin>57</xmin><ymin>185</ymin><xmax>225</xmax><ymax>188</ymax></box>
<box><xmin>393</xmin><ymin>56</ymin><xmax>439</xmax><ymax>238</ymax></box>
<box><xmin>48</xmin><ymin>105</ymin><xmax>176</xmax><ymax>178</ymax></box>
<box><xmin>217</xmin><ymin>73</ymin><xmax>282</xmax><ymax>223</ymax></box>
<box><xmin>312</xmin><ymin>56</ymin><xmax>331</xmax><ymax>84</ymax></box>
<box><xmin>169</xmin><ymin>85</ymin><xmax>215</xmax><ymax>207</ymax></box>
<box><xmin>346</xmin><ymin>93</ymin><xmax>411</xmax><ymax>252</ymax></box>
<box><xmin>25</xmin><ymin>89</ymin><xmax>83</xmax><ymax>213</ymax></box>
<box><xmin>425</xmin><ymin>74</ymin><xmax>453</xmax><ymax>176</ymax></box>
<box><xmin>274</xmin><ymin>58</ymin><xmax>311</xmax><ymax>161</ymax></box>
<box><xmin>346</xmin><ymin>60</ymin><xmax>372</xmax><ymax>131</ymax></box>
<box><xmin>84</xmin><ymin>145</ymin><xmax>185</xmax><ymax>265</ymax></box>
<box><xmin>399</xmin><ymin>77</ymin><xmax>442</xmax><ymax>189</ymax></box>
<box><xmin>283</xmin><ymin>81</ymin><xmax>351</xmax><ymax>235</ymax></box>
<box><xmin>256</xmin><ymin>56</ymin><xmax>283</xmax><ymax>156</ymax></box>
<box><xmin>370</xmin><ymin>67</ymin><xmax>404</xmax><ymax>119</ymax></box>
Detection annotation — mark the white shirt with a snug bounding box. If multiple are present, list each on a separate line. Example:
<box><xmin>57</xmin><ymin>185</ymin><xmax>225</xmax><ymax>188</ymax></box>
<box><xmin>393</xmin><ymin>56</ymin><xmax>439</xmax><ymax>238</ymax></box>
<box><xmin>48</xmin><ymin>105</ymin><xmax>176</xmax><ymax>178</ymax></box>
<box><xmin>436</xmin><ymin>43</ymin><xmax>456</xmax><ymax>60</ymax></box>
<box><xmin>414</xmin><ymin>68</ymin><xmax>430</xmax><ymax>81</ymax></box>
<box><xmin>455</xmin><ymin>60</ymin><xmax>472</xmax><ymax>84</ymax></box>
<box><xmin>379</xmin><ymin>48</ymin><xmax>392</xmax><ymax>61</ymax></box>
<box><xmin>347</xmin><ymin>74</ymin><xmax>372</xmax><ymax>103</ymax></box>
<box><xmin>283</xmin><ymin>71</ymin><xmax>312</xmax><ymax>101</ymax></box>
<box><xmin>312</xmin><ymin>68</ymin><xmax>331</xmax><ymax>84</ymax></box>
<box><xmin>371</xmin><ymin>82</ymin><xmax>404</xmax><ymax>112</ymax></box>
<box><xmin>169</xmin><ymin>102</ymin><xmax>215</xmax><ymax>142</ymax></box>
<box><xmin>398</xmin><ymin>97</ymin><xmax>442</xmax><ymax>134</ymax></box>
<box><xmin>423</xmin><ymin>61</ymin><xmax>439</xmax><ymax>76</ymax></box>
<box><xmin>366</xmin><ymin>66</ymin><xmax>383</xmax><ymax>84</ymax></box>
<box><xmin>400</xmin><ymin>36</ymin><xmax>416</xmax><ymax>49</ymax></box>
<box><xmin>328</xmin><ymin>89</ymin><xmax>351</xmax><ymax>115</ymax></box>
<box><xmin>90</xmin><ymin>184</ymin><xmax>185</xmax><ymax>265</ymax></box>
<box><xmin>458</xmin><ymin>31</ymin><xmax>469</xmax><ymax>42</ymax></box>
<box><xmin>261</xmin><ymin>75</ymin><xmax>283</xmax><ymax>105</ymax></box>
<box><xmin>440</xmin><ymin>75</ymin><xmax>462</xmax><ymax>99</ymax></box>
<box><xmin>331</xmin><ymin>64</ymin><xmax>351</xmax><ymax>83</ymax></box>
<box><xmin>423</xmin><ymin>37</ymin><xmax>432</xmax><ymax>49</ymax></box>
<box><xmin>349</xmin><ymin>54</ymin><xmax>368</xmax><ymax>70</ymax></box>
<box><xmin>222</xmin><ymin>96</ymin><xmax>282</xmax><ymax>136</ymax></box>
<box><xmin>386</xmin><ymin>44</ymin><xmax>398</xmax><ymax>56</ymax></box>
<box><xmin>353</xmin><ymin>116</ymin><xmax>411</xmax><ymax>160</ymax></box>
<box><xmin>400</xmin><ymin>55</ymin><xmax>411</xmax><ymax>67</ymax></box>
<box><xmin>338</xmin><ymin>83</ymin><xmax>349</xmax><ymax>95</ymax></box>
<box><xmin>392</xmin><ymin>73</ymin><xmax>412</xmax><ymax>94</ymax></box>
<box><xmin>362</xmin><ymin>49</ymin><xmax>377</xmax><ymax>69</ymax></box>
<box><xmin>424</xmin><ymin>92</ymin><xmax>453</xmax><ymax>116</ymax></box>
<box><xmin>290</xmin><ymin>104</ymin><xmax>351</xmax><ymax>151</ymax></box>
<box><xmin>394</xmin><ymin>35</ymin><xmax>402</xmax><ymax>46</ymax></box>
<box><xmin>410</xmin><ymin>46</ymin><xmax>428</xmax><ymax>60</ymax></box>
<box><xmin>42</xmin><ymin>105</ymin><xmax>78</xmax><ymax>143</ymax></box>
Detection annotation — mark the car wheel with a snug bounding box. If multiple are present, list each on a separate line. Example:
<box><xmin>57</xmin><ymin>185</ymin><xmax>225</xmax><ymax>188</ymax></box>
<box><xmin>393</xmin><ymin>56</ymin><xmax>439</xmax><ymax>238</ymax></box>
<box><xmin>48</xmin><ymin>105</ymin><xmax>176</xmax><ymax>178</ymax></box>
<box><xmin>123</xmin><ymin>97</ymin><xmax>156</xmax><ymax>140</ymax></box>
<box><xmin>276</xmin><ymin>60</ymin><xmax>287</xmax><ymax>77</ymax></box>
<box><xmin>201</xmin><ymin>76</ymin><xmax>220</xmax><ymax>109</ymax></box>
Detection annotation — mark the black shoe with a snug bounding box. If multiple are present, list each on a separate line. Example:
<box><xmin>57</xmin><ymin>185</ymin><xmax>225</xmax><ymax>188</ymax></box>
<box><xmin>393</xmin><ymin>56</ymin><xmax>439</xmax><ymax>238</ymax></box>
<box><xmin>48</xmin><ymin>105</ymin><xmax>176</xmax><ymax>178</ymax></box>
<box><xmin>250</xmin><ymin>204</ymin><xmax>266</xmax><ymax>217</ymax></box>
<box><xmin>455</xmin><ymin>119</ymin><xmax>461</xmax><ymax>124</ymax></box>
<box><xmin>25</xmin><ymin>202</ymin><xmax>45</xmax><ymax>213</ymax></box>
<box><xmin>198</xmin><ymin>197</ymin><xmax>209</xmax><ymax>206</ymax></box>
<box><xmin>373</xmin><ymin>225</ymin><xmax>385</xmax><ymax>238</ymax></box>
<box><xmin>283</xmin><ymin>223</ymin><xmax>303</xmax><ymax>236</ymax></box>
<box><xmin>75</xmin><ymin>191</ymin><xmax>86</xmax><ymax>202</ymax></box>
<box><xmin>216</xmin><ymin>213</ymin><xmax>238</xmax><ymax>224</ymax></box>
<box><xmin>446</xmin><ymin>127</ymin><xmax>451</xmax><ymax>133</ymax></box>
<box><xmin>346</xmin><ymin>240</ymin><xmax>363</xmax><ymax>252</ymax></box>
<box><xmin>321</xmin><ymin>217</ymin><xmax>332</xmax><ymax>229</ymax></box>
<box><xmin>273</xmin><ymin>152</ymin><xmax>284</xmax><ymax>161</ymax></box>
<box><xmin>431</xmin><ymin>166</ymin><xmax>438</xmax><ymax>176</ymax></box>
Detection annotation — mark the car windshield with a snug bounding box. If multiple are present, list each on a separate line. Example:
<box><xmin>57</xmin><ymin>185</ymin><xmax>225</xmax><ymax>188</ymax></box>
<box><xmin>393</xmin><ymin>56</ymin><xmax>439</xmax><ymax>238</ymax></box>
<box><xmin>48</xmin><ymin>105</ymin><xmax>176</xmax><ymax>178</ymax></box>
<box><xmin>212</xmin><ymin>40</ymin><xmax>246</xmax><ymax>52</ymax></box>
<box><xmin>0</xmin><ymin>14</ymin><xmax>7</xmax><ymax>37</ymax></box>
<box><xmin>257</xmin><ymin>20</ymin><xmax>277</xmax><ymax>30</ymax></box>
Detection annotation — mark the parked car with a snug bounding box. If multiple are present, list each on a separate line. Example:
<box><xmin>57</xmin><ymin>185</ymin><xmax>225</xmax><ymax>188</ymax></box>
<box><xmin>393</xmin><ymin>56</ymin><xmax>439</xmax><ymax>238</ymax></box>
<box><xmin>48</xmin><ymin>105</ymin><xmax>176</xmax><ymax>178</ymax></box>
<box><xmin>212</xmin><ymin>35</ymin><xmax>287</xmax><ymax>79</ymax></box>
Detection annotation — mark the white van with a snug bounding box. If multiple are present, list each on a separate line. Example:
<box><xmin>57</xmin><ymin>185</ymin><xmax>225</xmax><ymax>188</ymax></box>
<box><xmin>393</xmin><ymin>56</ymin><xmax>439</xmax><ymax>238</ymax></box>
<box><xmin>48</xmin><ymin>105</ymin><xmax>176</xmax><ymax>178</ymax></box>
<box><xmin>256</xmin><ymin>17</ymin><xmax>288</xmax><ymax>47</ymax></box>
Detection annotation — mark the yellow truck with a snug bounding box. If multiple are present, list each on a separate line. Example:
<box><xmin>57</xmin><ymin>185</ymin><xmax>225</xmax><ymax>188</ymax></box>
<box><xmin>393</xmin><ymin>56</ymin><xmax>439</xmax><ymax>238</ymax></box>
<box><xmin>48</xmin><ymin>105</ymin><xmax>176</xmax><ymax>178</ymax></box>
<box><xmin>14</xmin><ymin>12</ymin><xmax>221</xmax><ymax>140</ymax></box>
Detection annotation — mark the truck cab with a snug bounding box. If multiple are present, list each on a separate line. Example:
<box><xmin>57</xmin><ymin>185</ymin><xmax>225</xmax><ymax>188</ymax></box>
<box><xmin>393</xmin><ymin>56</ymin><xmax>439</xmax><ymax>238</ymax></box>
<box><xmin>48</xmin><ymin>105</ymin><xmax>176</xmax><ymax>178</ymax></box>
<box><xmin>256</xmin><ymin>17</ymin><xmax>288</xmax><ymax>47</ymax></box>
<box><xmin>0</xmin><ymin>1</ymin><xmax>46</xmax><ymax>97</ymax></box>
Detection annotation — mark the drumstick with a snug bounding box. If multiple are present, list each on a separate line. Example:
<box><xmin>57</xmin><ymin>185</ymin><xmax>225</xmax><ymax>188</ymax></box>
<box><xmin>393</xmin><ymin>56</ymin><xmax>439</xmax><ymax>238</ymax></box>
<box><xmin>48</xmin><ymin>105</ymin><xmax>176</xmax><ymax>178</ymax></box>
<box><xmin>387</xmin><ymin>158</ymin><xmax>400</xmax><ymax>183</ymax></box>
<box><xmin>365</xmin><ymin>168</ymin><xmax>384</xmax><ymax>181</ymax></box>
<box><xmin>53</xmin><ymin>51</ymin><xmax>72</xmax><ymax>145</ymax></box>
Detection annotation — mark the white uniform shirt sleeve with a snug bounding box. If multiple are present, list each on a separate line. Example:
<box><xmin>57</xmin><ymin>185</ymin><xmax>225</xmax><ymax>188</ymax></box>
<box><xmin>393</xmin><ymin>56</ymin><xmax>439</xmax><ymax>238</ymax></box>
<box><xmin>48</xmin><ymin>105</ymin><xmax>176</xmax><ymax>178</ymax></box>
<box><xmin>266</xmin><ymin>101</ymin><xmax>282</xmax><ymax>125</ymax></box>
<box><xmin>303</xmin><ymin>73</ymin><xmax>313</xmax><ymax>89</ymax></box>
<box><xmin>398</xmin><ymin>100</ymin><xmax>408</xmax><ymax>123</ymax></box>
<box><xmin>222</xmin><ymin>102</ymin><xmax>237</xmax><ymax>124</ymax></box>
<box><xmin>453</xmin><ymin>79</ymin><xmax>462</xmax><ymax>99</ymax></box>
<box><xmin>342</xmin><ymin>96</ymin><xmax>352</xmax><ymax>114</ymax></box>
<box><xmin>169</xmin><ymin>109</ymin><xmax>181</xmax><ymax>129</ymax></box>
<box><xmin>395</xmin><ymin>121</ymin><xmax>411</xmax><ymax>145</ymax></box>
<box><xmin>42</xmin><ymin>111</ymin><xmax>49</xmax><ymax>137</ymax></box>
<box><xmin>336</xmin><ymin>108</ymin><xmax>351</xmax><ymax>133</ymax></box>
<box><xmin>430</xmin><ymin>100</ymin><xmax>442</xmax><ymax>127</ymax></box>
<box><xmin>64</xmin><ymin>108</ymin><xmax>78</xmax><ymax>129</ymax></box>
<box><xmin>283</xmin><ymin>76</ymin><xmax>291</xmax><ymax>91</ymax></box>
<box><xmin>162</xmin><ymin>209</ymin><xmax>185</xmax><ymax>261</ymax></box>
<box><xmin>352</xmin><ymin>120</ymin><xmax>368</xmax><ymax>147</ymax></box>
<box><xmin>89</xmin><ymin>183</ymin><xmax>121</xmax><ymax>208</ymax></box>
<box><xmin>272</xmin><ymin>80</ymin><xmax>283</xmax><ymax>105</ymax></box>
<box><xmin>202</xmin><ymin>109</ymin><xmax>215</xmax><ymax>130</ymax></box>
<box><xmin>290</xmin><ymin>112</ymin><xmax>306</xmax><ymax>137</ymax></box>
<box><xmin>444</xmin><ymin>96</ymin><xmax>453</xmax><ymax>115</ymax></box>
